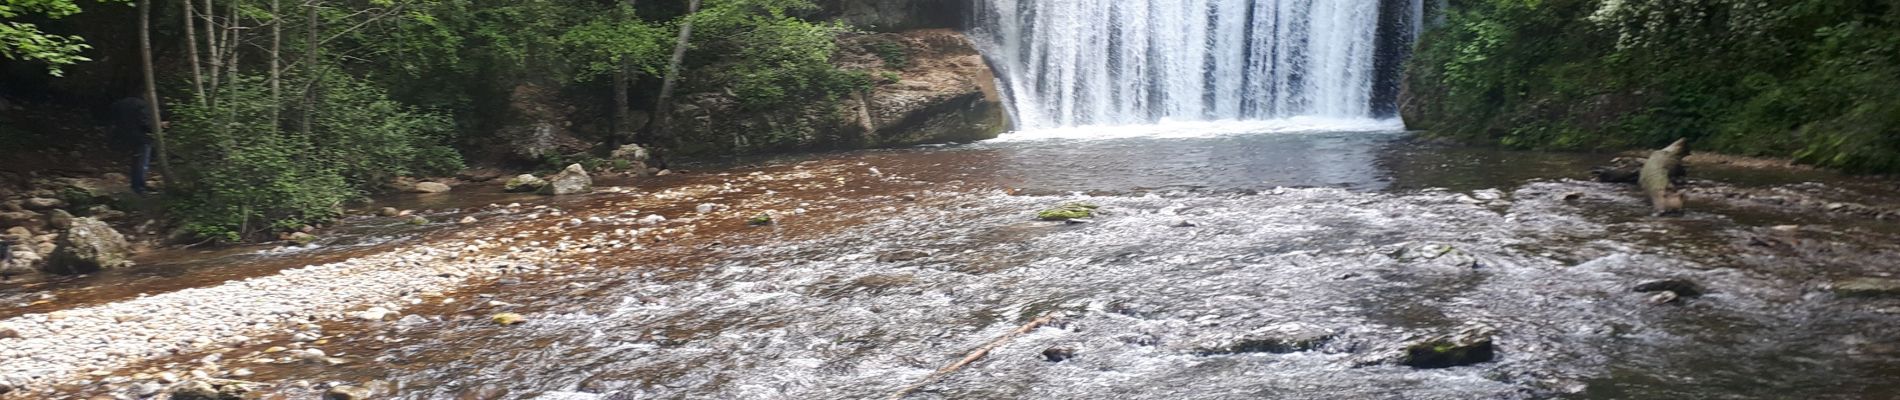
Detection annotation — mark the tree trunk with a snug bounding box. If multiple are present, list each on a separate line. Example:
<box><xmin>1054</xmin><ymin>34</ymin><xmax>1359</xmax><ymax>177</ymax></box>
<box><xmin>270</xmin><ymin>0</ymin><xmax>283</xmax><ymax>133</ymax></box>
<box><xmin>646</xmin><ymin>0</ymin><xmax>700</xmax><ymax>147</ymax></box>
<box><xmin>301</xmin><ymin>1</ymin><xmax>320</xmax><ymax>137</ymax></box>
<box><xmin>138</xmin><ymin>0</ymin><xmax>178</xmax><ymax>190</ymax></box>
<box><xmin>202</xmin><ymin>0</ymin><xmax>221</xmax><ymax>95</ymax></box>
<box><xmin>182</xmin><ymin>0</ymin><xmax>205</xmax><ymax>105</ymax></box>
<box><xmin>611</xmin><ymin>0</ymin><xmax>638</xmax><ymax>148</ymax></box>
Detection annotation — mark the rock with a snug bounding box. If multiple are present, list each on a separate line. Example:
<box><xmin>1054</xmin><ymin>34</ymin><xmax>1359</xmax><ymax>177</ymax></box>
<box><xmin>1590</xmin><ymin>157</ymin><xmax>1646</xmax><ymax>184</ymax></box>
<box><xmin>1647</xmin><ymin>291</ymin><xmax>1681</xmax><ymax>305</ymax></box>
<box><xmin>0</xmin><ymin>211</ymin><xmax>43</xmax><ymax>231</ymax></box>
<box><xmin>379</xmin><ymin>207</ymin><xmax>401</xmax><ymax>217</ymax></box>
<box><xmin>611</xmin><ymin>144</ymin><xmax>653</xmax><ymax>174</ymax></box>
<box><xmin>169</xmin><ymin>381</ymin><xmax>218</xmax><ymax>400</ymax></box>
<box><xmin>492</xmin><ymin>313</ymin><xmax>527</xmax><ymax>325</ymax></box>
<box><xmin>21</xmin><ymin>198</ymin><xmax>63</xmax><ymax>210</ymax></box>
<box><xmin>876</xmin><ymin>250</ymin><xmax>930</xmax><ymax>263</ymax></box>
<box><xmin>748</xmin><ymin>213</ymin><xmax>774</xmax><ymax>226</ymax></box>
<box><xmin>45</xmin><ymin>218</ymin><xmax>132</xmax><ymax>274</ymax></box>
<box><xmin>324</xmin><ymin>385</ymin><xmax>372</xmax><ymax>400</ymax></box>
<box><xmin>696</xmin><ymin>203</ymin><xmax>720</xmax><ymax>214</ymax></box>
<box><xmin>355</xmin><ymin>307</ymin><xmax>396</xmax><ymax>321</ymax></box>
<box><xmin>656</xmin><ymin>169</ymin><xmax>673</xmax><ymax>176</ymax></box>
<box><xmin>1196</xmin><ymin>324</ymin><xmax>1335</xmax><ymax>355</ymax></box>
<box><xmin>407</xmin><ymin>216</ymin><xmax>430</xmax><ymax>225</ymax></box>
<box><xmin>504</xmin><ymin>174</ymin><xmax>548</xmax><ymax>193</ymax></box>
<box><xmin>1037</xmin><ymin>202</ymin><xmax>1099</xmax><ymax>221</ymax></box>
<box><xmin>639</xmin><ymin>215</ymin><xmax>667</xmax><ymax>225</ymax></box>
<box><xmin>45</xmin><ymin>209</ymin><xmax>74</xmax><ymax>230</ymax></box>
<box><xmin>0</xmin><ymin>324</ymin><xmax>18</xmax><ymax>339</ymax></box>
<box><xmin>538</xmin><ymin>164</ymin><xmax>592</xmax><ymax>196</ymax></box>
<box><xmin>1633</xmin><ymin>278</ymin><xmax>1705</xmax><ymax>297</ymax></box>
<box><xmin>1398</xmin><ymin>325</ymin><xmax>1497</xmax><ymax>369</ymax></box>
<box><xmin>1041</xmin><ymin>346</ymin><xmax>1076</xmax><ymax>362</ymax></box>
<box><xmin>288</xmin><ymin>232</ymin><xmax>318</xmax><ymax>245</ymax></box>
<box><xmin>3</xmin><ymin>226</ymin><xmax>28</xmax><ymax>239</ymax></box>
<box><xmin>460</xmin><ymin>216</ymin><xmax>479</xmax><ymax>224</ymax></box>
<box><xmin>132</xmin><ymin>381</ymin><xmax>164</xmax><ymax>397</ymax></box>
<box><xmin>413</xmin><ymin>182</ymin><xmax>453</xmax><ymax>193</ymax></box>
<box><xmin>1833</xmin><ymin>278</ymin><xmax>1900</xmax><ymax>299</ymax></box>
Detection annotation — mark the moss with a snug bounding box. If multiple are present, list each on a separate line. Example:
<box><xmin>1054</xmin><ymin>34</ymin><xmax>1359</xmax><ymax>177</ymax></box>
<box><xmin>1037</xmin><ymin>202</ymin><xmax>1099</xmax><ymax>221</ymax></box>
<box><xmin>748</xmin><ymin>213</ymin><xmax>774</xmax><ymax>226</ymax></box>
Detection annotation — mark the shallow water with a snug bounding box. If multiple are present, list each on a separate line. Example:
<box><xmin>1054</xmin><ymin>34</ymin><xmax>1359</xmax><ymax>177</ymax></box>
<box><xmin>42</xmin><ymin>125</ymin><xmax>1900</xmax><ymax>399</ymax></box>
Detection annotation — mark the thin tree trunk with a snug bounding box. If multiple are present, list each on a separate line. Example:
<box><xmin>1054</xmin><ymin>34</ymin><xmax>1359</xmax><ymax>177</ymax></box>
<box><xmin>301</xmin><ymin>1</ymin><xmax>320</xmax><ymax>136</ymax></box>
<box><xmin>270</xmin><ymin>0</ymin><xmax>283</xmax><ymax>132</ymax></box>
<box><xmin>137</xmin><ymin>0</ymin><xmax>178</xmax><ymax>190</ymax></box>
<box><xmin>182</xmin><ymin>0</ymin><xmax>206</xmax><ymax>105</ymax></box>
<box><xmin>646</xmin><ymin>0</ymin><xmax>700</xmax><ymax>145</ymax></box>
<box><xmin>202</xmin><ymin>0</ymin><xmax>221</xmax><ymax>95</ymax></box>
<box><xmin>611</xmin><ymin>0</ymin><xmax>638</xmax><ymax>147</ymax></box>
<box><xmin>223</xmin><ymin>1</ymin><xmax>238</xmax><ymax>80</ymax></box>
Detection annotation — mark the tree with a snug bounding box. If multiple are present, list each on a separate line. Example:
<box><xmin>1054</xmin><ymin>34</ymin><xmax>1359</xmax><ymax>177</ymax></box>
<box><xmin>645</xmin><ymin>0</ymin><xmax>700</xmax><ymax>148</ymax></box>
<box><xmin>135</xmin><ymin>0</ymin><xmax>176</xmax><ymax>185</ymax></box>
<box><xmin>0</xmin><ymin>0</ymin><xmax>124</xmax><ymax>76</ymax></box>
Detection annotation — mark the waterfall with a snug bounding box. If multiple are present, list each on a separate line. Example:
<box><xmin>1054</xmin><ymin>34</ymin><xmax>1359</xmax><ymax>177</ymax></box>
<box><xmin>971</xmin><ymin>0</ymin><xmax>1421</xmax><ymax>130</ymax></box>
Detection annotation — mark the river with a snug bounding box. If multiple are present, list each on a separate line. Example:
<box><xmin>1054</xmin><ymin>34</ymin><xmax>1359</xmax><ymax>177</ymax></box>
<box><xmin>18</xmin><ymin>122</ymin><xmax>1900</xmax><ymax>399</ymax></box>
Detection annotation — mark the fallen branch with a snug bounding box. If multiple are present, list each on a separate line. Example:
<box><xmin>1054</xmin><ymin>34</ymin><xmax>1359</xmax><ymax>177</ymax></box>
<box><xmin>889</xmin><ymin>315</ymin><xmax>1056</xmax><ymax>399</ymax></box>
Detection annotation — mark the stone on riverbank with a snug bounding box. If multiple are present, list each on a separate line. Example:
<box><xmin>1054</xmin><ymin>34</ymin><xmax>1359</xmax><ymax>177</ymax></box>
<box><xmin>504</xmin><ymin>174</ymin><xmax>548</xmax><ymax>193</ymax></box>
<box><xmin>1037</xmin><ymin>202</ymin><xmax>1098</xmax><ymax>221</ymax></box>
<box><xmin>1399</xmin><ymin>325</ymin><xmax>1497</xmax><ymax>369</ymax></box>
<box><xmin>45</xmin><ymin>218</ymin><xmax>131</xmax><ymax>274</ymax></box>
<box><xmin>413</xmin><ymin>182</ymin><xmax>452</xmax><ymax>194</ymax></box>
<box><xmin>324</xmin><ymin>385</ymin><xmax>372</xmax><ymax>400</ymax></box>
<box><xmin>748</xmin><ymin>213</ymin><xmax>775</xmax><ymax>226</ymax></box>
<box><xmin>539</xmin><ymin>164</ymin><xmax>592</xmax><ymax>196</ymax></box>
<box><xmin>1832</xmin><ymin>278</ymin><xmax>1900</xmax><ymax>299</ymax></box>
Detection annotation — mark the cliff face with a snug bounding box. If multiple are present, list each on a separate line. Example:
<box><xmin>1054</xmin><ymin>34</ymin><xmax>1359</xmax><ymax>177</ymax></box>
<box><xmin>665</xmin><ymin>29</ymin><xmax>1007</xmax><ymax>156</ymax></box>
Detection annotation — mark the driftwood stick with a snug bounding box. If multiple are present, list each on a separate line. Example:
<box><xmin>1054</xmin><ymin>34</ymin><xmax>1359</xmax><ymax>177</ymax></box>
<box><xmin>889</xmin><ymin>315</ymin><xmax>1056</xmax><ymax>399</ymax></box>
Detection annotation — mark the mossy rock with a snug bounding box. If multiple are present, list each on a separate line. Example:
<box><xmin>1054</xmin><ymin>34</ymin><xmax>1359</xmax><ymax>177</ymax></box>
<box><xmin>1037</xmin><ymin>202</ymin><xmax>1099</xmax><ymax>221</ymax></box>
<box><xmin>1399</xmin><ymin>326</ymin><xmax>1496</xmax><ymax>369</ymax></box>
<box><xmin>748</xmin><ymin>213</ymin><xmax>774</xmax><ymax>226</ymax></box>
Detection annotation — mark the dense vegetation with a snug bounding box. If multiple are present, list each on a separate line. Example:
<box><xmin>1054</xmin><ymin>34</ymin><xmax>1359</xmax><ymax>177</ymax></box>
<box><xmin>1405</xmin><ymin>0</ymin><xmax>1900</xmax><ymax>173</ymax></box>
<box><xmin>3</xmin><ymin>0</ymin><xmax>879</xmax><ymax>242</ymax></box>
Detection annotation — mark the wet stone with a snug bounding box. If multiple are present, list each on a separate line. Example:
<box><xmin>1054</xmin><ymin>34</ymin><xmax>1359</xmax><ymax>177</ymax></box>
<box><xmin>1037</xmin><ymin>202</ymin><xmax>1099</xmax><ymax>221</ymax></box>
<box><xmin>1042</xmin><ymin>346</ymin><xmax>1077</xmax><ymax>362</ymax></box>
<box><xmin>324</xmin><ymin>385</ymin><xmax>372</xmax><ymax>400</ymax></box>
<box><xmin>1399</xmin><ymin>325</ymin><xmax>1497</xmax><ymax>369</ymax></box>
<box><xmin>1633</xmin><ymin>279</ymin><xmax>1706</xmax><ymax>297</ymax></box>
<box><xmin>876</xmin><ymin>250</ymin><xmax>930</xmax><ymax>263</ymax></box>
<box><xmin>1195</xmin><ymin>324</ymin><xmax>1335</xmax><ymax>355</ymax></box>
<box><xmin>1832</xmin><ymin>278</ymin><xmax>1900</xmax><ymax>299</ymax></box>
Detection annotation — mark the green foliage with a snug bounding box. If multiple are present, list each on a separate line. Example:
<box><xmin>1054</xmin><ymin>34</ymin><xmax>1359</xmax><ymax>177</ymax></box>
<box><xmin>1409</xmin><ymin>0</ymin><xmax>1900</xmax><ymax>173</ymax></box>
<box><xmin>867</xmin><ymin>39</ymin><xmax>908</xmax><ymax>69</ymax></box>
<box><xmin>167</xmin><ymin>74</ymin><xmax>460</xmax><ymax>242</ymax></box>
<box><xmin>0</xmin><ymin>0</ymin><xmax>122</xmax><ymax>76</ymax></box>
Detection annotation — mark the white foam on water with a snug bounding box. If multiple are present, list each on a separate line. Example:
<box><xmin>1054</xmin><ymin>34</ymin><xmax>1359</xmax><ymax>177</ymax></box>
<box><xmin>982</xmin><ymin>116</ymin><xmax>1404</xmax><ymax>143</ymax></box>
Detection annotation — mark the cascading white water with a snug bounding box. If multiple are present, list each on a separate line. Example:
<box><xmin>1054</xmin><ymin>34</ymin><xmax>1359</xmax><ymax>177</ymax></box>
<box><xmin>972</xmin><ymin>0</ymin><xmax>1419</xmax><ymax>130</ymax></box>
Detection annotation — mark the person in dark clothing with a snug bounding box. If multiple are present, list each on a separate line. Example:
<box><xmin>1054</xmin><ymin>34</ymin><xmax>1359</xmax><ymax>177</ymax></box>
<box><xmin>110</xmin><ymin>96</ymin><xmax>159</xmax><ymax>194</ymax></box>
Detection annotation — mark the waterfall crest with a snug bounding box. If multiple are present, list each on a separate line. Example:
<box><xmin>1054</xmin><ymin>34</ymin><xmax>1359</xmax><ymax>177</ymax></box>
<box><xmin>971</xmin><ymin>0</ymin><xmax>1420</xmax><ymax>130</ymax></box>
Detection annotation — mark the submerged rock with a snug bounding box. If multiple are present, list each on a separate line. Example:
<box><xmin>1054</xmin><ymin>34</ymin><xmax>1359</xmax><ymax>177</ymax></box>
<box><xmin>1042</xmin><ymin>346</ymin><xmax>1077</xmax><ymax>362</ymax></box>
<box><xmin>324</xmin><ymin>385</ymin><xmax>372</xmax><ymax>400</ymax></box>
<box><xmin>539</xmin><ymin>164</ymin><xmax>592</xmax><ymax>196</ymax></box>
<box><xmin>504</xmin><ymin>174</ymin><xmax>548</xmax><ymax>193</ymax></box>
<box><xmin>1399</xmin><ymin>325</ymin><xmax>1497</xmax><ymax>369</ymax></box>
<box><xmin>1195</xmin><ymin>324</ymin><xmax>1335</xmax><ymax>355</ymax></box>
<box><xmin>1037</xmin><ymin>202</ymin><xmax>1099</xmax><ymax>221</ymax></box>
<box><xmin>748</xmin><ymin>213</ymin><xmax>775</xmax><ymax>226</ymax></box>
<box><xmin>1832</xmin><ymin>278</ymin><xmax>1900</xmax><ymax>299</ymax></box>
<box><xmin>1633</xmin><ymin>278</ymin><xmax>1706</xmax><ymax>297</ymax></box>
<box><xmin>45</xmin><ymin>217</ymin><xmax>132</xmax><ymax>274</ymax></box>
<box><xmin>876</xmin><ymin>250</ymin><xmax>930</xmax><ymax>263</ymax></box>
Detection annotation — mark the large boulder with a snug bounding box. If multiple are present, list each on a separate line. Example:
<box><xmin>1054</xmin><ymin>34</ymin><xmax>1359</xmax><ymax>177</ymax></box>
<box><xmin>539</xmin><ymin>164</ymin><xmax>593</xmax><ymax>196</ymax></box>
<box><xmin>1398</xmin><ymin>325</ymin><xmax>1497</xmax><ymax>369</ymax></box>
<box><xmin>45</xmin><ymin>217</ymin><xmax>132</xmax><ymax>274</ymax></box>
